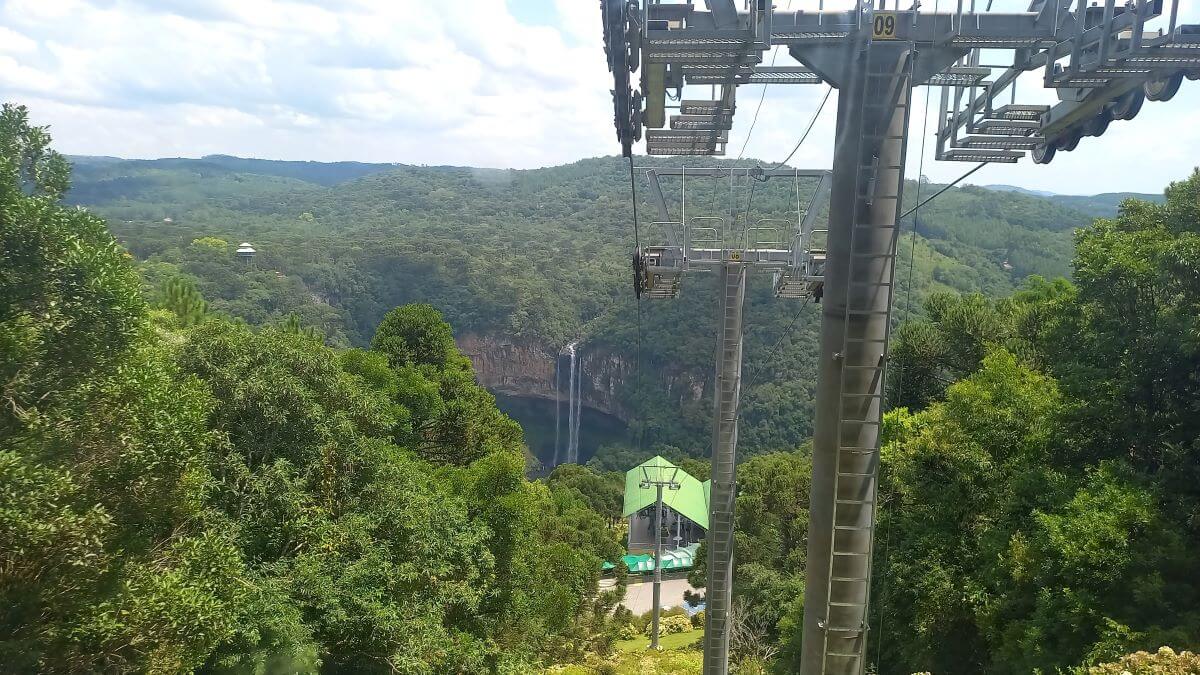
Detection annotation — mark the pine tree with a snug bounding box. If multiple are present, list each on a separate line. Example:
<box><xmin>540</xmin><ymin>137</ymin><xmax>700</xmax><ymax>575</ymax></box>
<box><xmin>161</xmin><ymin>277</ymin><xmax>208</xmax><ymax>326</ymax></box>
<box><xmin>281</xmin><ymin>312</ymin><xmax>322</xmax><ymax>340</ymax></box>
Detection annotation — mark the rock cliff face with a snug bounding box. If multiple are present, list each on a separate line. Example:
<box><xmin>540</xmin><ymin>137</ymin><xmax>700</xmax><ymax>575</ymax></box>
<box><xmin>455</xmin><ymin>333</ymin><xmax>711</xmax><ymax>423</ymax></box>
<box><xmin>456</xmin><ymin>332</ymin><xmax>558</xmax><ymax>401</ymax></box>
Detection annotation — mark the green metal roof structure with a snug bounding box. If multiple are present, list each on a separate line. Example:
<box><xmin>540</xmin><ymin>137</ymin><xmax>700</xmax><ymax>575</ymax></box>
<box><xmin>603</xmin><ymin>543</ymin><xmax>701</xmax><ymax>573</ymax></box>
<box><xmin>622</xmin><ymin>456</ymin><xmax>710</xmax><ymax>529</ymax></box>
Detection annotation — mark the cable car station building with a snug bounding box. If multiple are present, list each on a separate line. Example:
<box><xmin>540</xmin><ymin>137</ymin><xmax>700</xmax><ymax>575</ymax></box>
<box><xmin>623</xmin><ymin>456</ymin><xmax>710</xmax><ymax>553</ymax></box>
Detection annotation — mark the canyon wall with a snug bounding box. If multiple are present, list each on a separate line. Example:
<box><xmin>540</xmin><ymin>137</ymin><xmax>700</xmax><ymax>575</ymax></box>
<box><xmin>455</xmin><ymin>332</ymin><xmax>710</xmax><ymax>423</ymax></box>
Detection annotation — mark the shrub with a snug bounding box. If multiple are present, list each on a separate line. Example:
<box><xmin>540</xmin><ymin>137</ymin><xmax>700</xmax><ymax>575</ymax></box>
<box><xmin>644</xmin><ymin>614</ymin><xmax>693</xmax><ymax>637</ymax></box>
<box><xmin>732</xmin><ymin>658</ymin><xmax>769</xmax><ymax>675</ymax></box>
<box><xmin>691</xmin><ymin>610</ymin><xmax>706</xmax><ymax>629</ymax></box>
<box><xmin>1083</xmin><ymin>647</ymin><xmax>1200</xmax><ymax>674</ymax></box>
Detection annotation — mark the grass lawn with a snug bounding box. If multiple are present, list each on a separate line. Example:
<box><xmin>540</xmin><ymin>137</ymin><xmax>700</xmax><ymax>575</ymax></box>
<box><xmin>546</xmin><ymin>629</ymin><xmax>704</xmax><ymax>674</ymax></box>
<box><xmin>614</xmin><ymin>630</ymin><xmax>703</xmax><ymax>652</ymax></box>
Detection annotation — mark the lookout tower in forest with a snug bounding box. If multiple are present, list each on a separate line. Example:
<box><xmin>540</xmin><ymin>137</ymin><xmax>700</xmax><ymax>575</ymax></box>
<box><xmin>236</xmin><ymin>242</ymin><xmax>256</xmax><ymax>263</ymax></box>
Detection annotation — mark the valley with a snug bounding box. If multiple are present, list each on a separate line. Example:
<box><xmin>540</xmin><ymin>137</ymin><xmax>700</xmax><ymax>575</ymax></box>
<box><xmin>67</xmin><ymin>154</ymin><xmax>1096</xmax><ymax>467</ymax></box>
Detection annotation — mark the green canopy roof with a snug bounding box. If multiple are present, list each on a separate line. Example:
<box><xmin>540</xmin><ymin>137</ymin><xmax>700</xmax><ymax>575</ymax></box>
<box><xmin>622</xmin><ymin>456</ymin><xmax>709</xmax><ymax>529</ymax></box>
<box><xmin>603</xmin><ymin>543</ymin><xmax>700</xmax><ymax>573</ymax></box>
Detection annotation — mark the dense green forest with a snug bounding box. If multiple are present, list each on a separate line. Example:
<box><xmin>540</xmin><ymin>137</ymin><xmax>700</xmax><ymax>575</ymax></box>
<box><xmin>63</xmin><ymin>137</ymin><xmax>1093</xmax><ymax>467</ymax></box>
<box><xmin>6</xmin><ymin>101</ymin><xmax>1198</xmax><ymax>674</ymax></box>
<box><xmin>1</xmin><ymin>104</ymin><xmax>629</xmax><ymax>672</ymax></box>
<box><xmin>676</xmin><ymin>168</ymin><xmax>1200</xmax><ymax>673</ymax></box>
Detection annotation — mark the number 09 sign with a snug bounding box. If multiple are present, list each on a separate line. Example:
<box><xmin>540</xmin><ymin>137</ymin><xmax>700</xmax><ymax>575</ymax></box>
<box><xmin>871</xmin><ymin>12</ymin><xmax>898</xmax><ymax>40</ymax></box>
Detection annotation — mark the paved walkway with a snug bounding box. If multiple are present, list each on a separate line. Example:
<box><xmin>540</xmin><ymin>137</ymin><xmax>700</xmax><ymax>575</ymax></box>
<box><xmin>604</xmin><ymin>577</ymin><xmax>699</xmax><ymax>614</ymax></box>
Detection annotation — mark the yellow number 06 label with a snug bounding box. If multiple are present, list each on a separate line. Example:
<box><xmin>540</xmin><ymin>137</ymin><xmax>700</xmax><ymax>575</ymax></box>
<box><xmin>872</xmin><ymin>12</ymin><xmax>898</xmax><ymax>40</ymax></box>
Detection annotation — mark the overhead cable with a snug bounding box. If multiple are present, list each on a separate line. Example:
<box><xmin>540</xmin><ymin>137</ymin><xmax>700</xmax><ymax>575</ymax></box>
<box><xmin>771</xmin><ymin>85</ymin><xmax>834</xmax><ymax>170</ymax></box>
<box><xmin>897</xmin><ymin>162</ymin><xmax>987</xmax><ymax>220</ymax></box>
<box><xmin>735</xmin><ymin>0</ymin><xmax>796</xmax><ymax>160</ymax></box>
<box><xmin>628</xmin><ymin>157</ymin><xmax>646</xmax><ymax>453</ymax></box>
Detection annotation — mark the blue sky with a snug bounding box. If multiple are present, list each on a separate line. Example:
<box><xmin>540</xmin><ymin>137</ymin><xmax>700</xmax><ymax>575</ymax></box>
<box><xmin>0</xmin><ymin>0</ymin><xmax>1197</xmax><ymax>194</ymax></box>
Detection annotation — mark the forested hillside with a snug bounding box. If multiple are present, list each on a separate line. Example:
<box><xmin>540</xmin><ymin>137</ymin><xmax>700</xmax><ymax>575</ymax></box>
<box><xmin>1</xmin><ymin>104</ymin><xmax>628</xmax><ymax>672</ymax></box>
<box><xmin>64</xmin><ymin>150</ymin><xmax>1092</xmax><ymax>466</ymax></box>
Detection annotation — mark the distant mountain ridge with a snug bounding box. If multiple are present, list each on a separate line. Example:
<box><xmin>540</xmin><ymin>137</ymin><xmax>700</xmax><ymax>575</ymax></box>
<box><xmin>68</xmin><ymin>154</ymin><xmax>1165</xmax><ymax>217</ymax></box>
<box><xmin>68</xmin><ymin>154</ymin><xmax>402</xmax><ymax>187</ymax></box>
<box><xmin>977</xmin><ymin>183</ymin><xmax>1163</xmax><ymax>217</ymax></box>
<box><xmin>983</xmin><ymin>184</ymin><xmax>1058</xmax><ymax>198</ymax></box>
<box><xmin>1048</xmin><ymin>191</ymin><xmax>1166</xmax><ymax>218</ymax></box>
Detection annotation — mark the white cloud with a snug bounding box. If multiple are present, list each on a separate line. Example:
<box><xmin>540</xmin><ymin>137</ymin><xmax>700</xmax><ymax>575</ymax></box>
<box><xmin>0</xmin><ymin>0</ymin><xmax>613</xmax><ymax>168</ymax></box>
<box><xmin>0</xmin><ymin>0</ymin><xmax>1196</xmax><ymax>194</ymax></box>
<box><xmin>0</xmin><ymin>25</ymin><xmax>38</xmax><ymax>53</ymax></box>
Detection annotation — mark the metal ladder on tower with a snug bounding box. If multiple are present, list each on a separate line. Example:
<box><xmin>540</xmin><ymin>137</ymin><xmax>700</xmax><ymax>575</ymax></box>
<box><xmin>818</xmin><ymin>35</ymin><xmax>915</xmax><ymax>675</ymax></box>
<box><xmin>702</xmin><ymin>259</ymin><xmax>747</xmax><ymax>675</ymax></box>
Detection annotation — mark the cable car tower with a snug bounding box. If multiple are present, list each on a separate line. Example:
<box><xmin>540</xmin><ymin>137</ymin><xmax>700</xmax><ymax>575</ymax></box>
<box><xmin>635</xmin><ymin>164</ymin><xmax>831</xmax><ymax>668</ymax></box>
<box><xmin>600</xmin><ymin>1</ymin><xmax>1198</xmax><ymax>674</ymax></box>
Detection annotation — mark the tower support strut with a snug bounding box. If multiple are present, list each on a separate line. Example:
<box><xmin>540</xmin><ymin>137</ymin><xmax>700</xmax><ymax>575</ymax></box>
<box><xmin>702</xmin><ymin>260</ymin><xmax>747</xmax><ymax>675</ymax></box>
<box><xmin>795</xmin><ymin>39</ymin><xmax>936</xmax><ymax>675</ymax></box>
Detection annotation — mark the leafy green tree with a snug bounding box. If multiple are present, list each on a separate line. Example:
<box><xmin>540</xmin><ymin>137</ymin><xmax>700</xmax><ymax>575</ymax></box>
<box><xmin>887</xmin><ymin>291</ymin><xmax>1021</xmax><ymax>410</ymax></box>
<box><xmin>177</xmin><ymin>320</ymin><xmax>399</xmax><ymax>491</ymax></box>
<box><xmin>190</xmin><ymin>236</ymin><xmax>229</xmax><ymax>253</ymax></box>
<box><xmin>365</xmin><ymin>305</ymin><xmax>522</xmax><ymax>466</ymax></box>
<box><xmin>0</xmin><ymin>103</ymin><xmax>296</xmax><ymax>669</ymax></box>
<box><xmin>872</xmin><ymin>350</ymin><xmax>1070</xmax><ymax>673</ymax></box>
<box><xmin>371</xmin><ymin>303</ymin><xmax>457</xmax><ymax>369</ymax></box>
<box><xmin>0</xmin><ymin>103</ymin><xmax>69</xmax><ymax>200</ymax></box>
<box><xmin>1048</xmin><ymin>172</ymin><xmax>1200</xmax><ymax>482</ymax></box>
<box><xmin>1</xmin><ymin>104</ymin><xmax>144</xmax><ymax>436</ymax></box>
<box><xmin>545</xmin><ymin>463</ymin><xmax>625</xmax><ymax>523</ymax></box>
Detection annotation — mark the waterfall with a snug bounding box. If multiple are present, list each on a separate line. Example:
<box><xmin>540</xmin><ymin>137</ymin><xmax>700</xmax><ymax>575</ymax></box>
<box><xmin>553</xmin><ymin>360</ymin><xmax>562</xmax><ymax>467</ymax></box>
<box><xmin>570</xmin><ymin>344</ymin><xmax>582</xmax><ymax>463</ymax></box>
<box><xmin>557</xmin><ymin>339</ymin><xmax>583</xmax><ymax>465</ymax></box>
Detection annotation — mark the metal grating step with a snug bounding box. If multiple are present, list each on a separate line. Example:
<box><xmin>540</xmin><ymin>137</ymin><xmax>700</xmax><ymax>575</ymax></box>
<box><xmin>770</xmin><ymin>29</ymin><xmax>851</xmax><ymax>44</ymax></box>
<box><xmin>951</xmin><ymin>35</ymin><xmax>1051</xmax><ymax>48</ymax></box>
<box><xmin>990</xmin><ymin>104</ymin><xmax>1049</xmax><ymax>120</ymax></box>
<box><xmin>685</xmin><ymin>65</ymin><xmax>823</xmax><ymax>86</ymax></box>
<box><xmin>645</xmin><ymin>51</ymin><xmax>762</xmax><ymax>65</ymax></box>
<box><xmin>681</xmin><ymin>99</ymin><xmax>736</xmax><ymax>116</ymax></box>
<box><xmin>680</xmin><ymin>63</ymin><xmax>754</xmax><ymax>85</ymax></box>
<box><xmin>652</xmin><ymin>142</ymin><xmax>724</xmax><ymax>154</ymax></box>
<box><xmin>646</xmin><ymin>146</ymin><xmax>726</xmax><ymax>156</ymax></box>
<box><xmin>976</xmin><ymin>118</ymin><xmax>1041</xmax><ymax>136</ymax></box>
<box><xmin>1050</xmin><ymin>75</ymin><xmax>1113</xmax><ymax>87</ymax></box>
<box><xmin>1125</xmin><ymin>50</ymin><xmax>1200</xmax><ymax>66</ymax></box>
<box><xmin>743</xmin><ymin>66</ymin><xmax>823</xmax><ymax>84</ymax></box>
<box><xmin>647</xmin><ymin>129</ymin><xmax>729</xmax><ymax>143</ymax></box>
<box><xmin>959</xmin><ymin>135</ymin><xmax>1042</xmax><ymax>150</ymax></box>
<box><xmin>646</xmin><ymin>127</ymin><xmax>727</xmax><ymax>156</ymax></box>
<box><xmin>642</xmin><ymin>267</ymin><xmax>682</xmax><ymax>298</ymax></box>
<box><xmin>646</xmin><ymin>31</ymin><xmax>757</xmax><ymax>48</ymax></box>
<box><xmin>942</xmin><ymin>148</ymin><xmax>1023</xmax><ymax>163</ymax></box>
<box><xmin>1052</xmin><ymin>68</ymin><xmax>1151</xmax><ymax>86</ymax></box>
<box><xmin>927</xmin><ymin>66</ymin><xmax>991</xmax><ymax>86</ymax></box>
<box><xmin>670</xmin><ymin>114</ymin><xmax>734</xmax><ymax>131</ymax></box>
